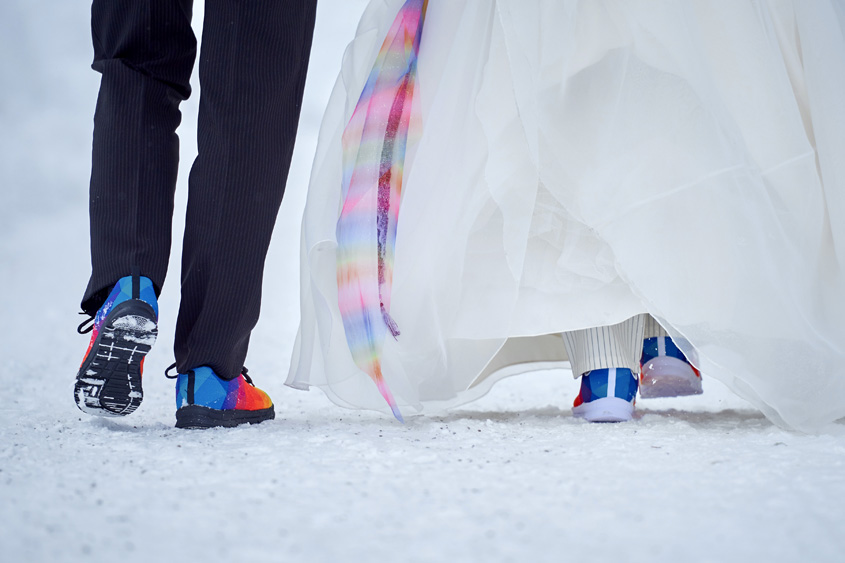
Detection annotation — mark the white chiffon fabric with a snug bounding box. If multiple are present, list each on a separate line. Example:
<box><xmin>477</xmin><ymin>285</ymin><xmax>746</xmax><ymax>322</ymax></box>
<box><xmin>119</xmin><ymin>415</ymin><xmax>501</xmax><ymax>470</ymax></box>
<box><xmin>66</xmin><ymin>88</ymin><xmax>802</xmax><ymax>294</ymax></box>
<box><xmin>287</xmin><ymin>0</ymin><xmax>845</xmax><ymax>432</ymax></box>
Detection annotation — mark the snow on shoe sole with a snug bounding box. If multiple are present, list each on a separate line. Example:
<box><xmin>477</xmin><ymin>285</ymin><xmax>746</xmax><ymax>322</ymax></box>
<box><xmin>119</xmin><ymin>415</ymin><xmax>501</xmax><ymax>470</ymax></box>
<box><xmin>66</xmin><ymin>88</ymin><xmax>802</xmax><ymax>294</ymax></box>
<box><xmin>572</xmin><ymin>397</ymin><xmax>634</xmax><ymax>423</ymax></box>
<box><xmin>639</xmin><ymin>356</ymin><xmax>703</xmax><ymax>399</ymax></box>
<box><xmin>175</xmin><ymin>405</ymin><xmax>275</xmax><ymax>429</ymax></box>
<box><xmin>74</xmin><ymin>300</ymin><xmax>157</xmax><ymax>417</ymax></box>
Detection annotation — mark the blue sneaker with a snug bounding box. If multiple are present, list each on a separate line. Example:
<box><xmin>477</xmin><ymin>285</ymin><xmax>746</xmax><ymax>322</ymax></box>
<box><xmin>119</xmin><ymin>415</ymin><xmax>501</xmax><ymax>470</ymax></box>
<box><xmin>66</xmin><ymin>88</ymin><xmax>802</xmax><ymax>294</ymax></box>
<box><xmin>169</xmin><ymin>365</ymin><xmax>275</xmax><ymax>429</ymax></box>
<box><xmin>639</xmin><ymin>337</ymin><xmax>703</xmax><ymax>398</ymax></box>
<box><xmin>74</xmin><ymin>274</ymin><xmax>158</xmax><ymax>416</ymax></box>
<box><xmin>572</xmin><ymin>368</ymin><xmax>638</xmax><ymax>422</ymax></box>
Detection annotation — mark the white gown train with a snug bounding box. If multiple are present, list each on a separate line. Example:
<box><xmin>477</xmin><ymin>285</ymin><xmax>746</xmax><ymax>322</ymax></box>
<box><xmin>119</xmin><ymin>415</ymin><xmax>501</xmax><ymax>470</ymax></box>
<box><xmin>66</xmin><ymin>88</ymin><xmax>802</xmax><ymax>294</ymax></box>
<box><xmin>288</xmin><ymin>0</ymin><xmax>845</xmax><ymax>431</ymax></box>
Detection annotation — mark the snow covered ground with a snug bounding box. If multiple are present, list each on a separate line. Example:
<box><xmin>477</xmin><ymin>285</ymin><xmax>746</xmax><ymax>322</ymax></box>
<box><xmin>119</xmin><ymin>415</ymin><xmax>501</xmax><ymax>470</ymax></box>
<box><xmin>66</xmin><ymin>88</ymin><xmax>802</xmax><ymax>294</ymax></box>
<box><xmin>2</xmin><ymin>1</ymin><xmax>845</xmax><ymax>562</ymax></box>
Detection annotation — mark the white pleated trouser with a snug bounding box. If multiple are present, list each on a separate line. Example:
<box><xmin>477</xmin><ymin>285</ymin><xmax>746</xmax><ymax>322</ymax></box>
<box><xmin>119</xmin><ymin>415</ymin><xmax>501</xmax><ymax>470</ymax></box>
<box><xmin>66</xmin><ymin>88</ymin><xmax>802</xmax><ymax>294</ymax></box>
<box><xmin>562</xmin><ymin>314</ymin><xmax>669</xmax><ymax>377</ymax></box>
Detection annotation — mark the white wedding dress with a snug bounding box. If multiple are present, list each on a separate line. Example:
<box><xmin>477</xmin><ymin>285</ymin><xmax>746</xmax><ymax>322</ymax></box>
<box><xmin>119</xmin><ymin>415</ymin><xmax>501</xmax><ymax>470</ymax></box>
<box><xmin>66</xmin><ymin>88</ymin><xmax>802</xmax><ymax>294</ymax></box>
<box><xmin>287</xmin><ymin>0</ymin><xmax>845</xmax><ymax>432</ymax></box>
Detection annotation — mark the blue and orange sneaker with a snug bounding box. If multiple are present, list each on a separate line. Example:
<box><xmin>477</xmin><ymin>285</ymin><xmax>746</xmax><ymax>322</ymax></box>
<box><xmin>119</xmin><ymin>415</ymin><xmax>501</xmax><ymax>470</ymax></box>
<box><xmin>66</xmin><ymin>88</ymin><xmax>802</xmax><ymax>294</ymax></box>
<box><xmin>639</xmin><ymin>337</ymin><xmax>703</xmax><ymax>398</ymax></box>
<box><xmin>169</xmin><ymin>365</ymin><xmax>275</xmax><ymax>429</ymax></box>
<box><xmin>74</xmin><ymin>274</ymin><xmax>158</xmax><ymax>416</ymax></box>
<box><xmin>572</xmin><ymin>368</ymin><xmax>638</xmax><ymax>422</ymax></box>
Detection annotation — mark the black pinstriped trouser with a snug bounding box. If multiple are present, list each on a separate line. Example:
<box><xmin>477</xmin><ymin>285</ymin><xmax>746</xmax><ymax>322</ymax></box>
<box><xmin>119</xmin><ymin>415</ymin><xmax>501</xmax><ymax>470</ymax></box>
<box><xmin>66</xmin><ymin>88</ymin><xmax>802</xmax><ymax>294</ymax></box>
<box><xmin>82</xmin><ymin>0</ymin><xmax>317</xmax><ymax>380</ymax></box>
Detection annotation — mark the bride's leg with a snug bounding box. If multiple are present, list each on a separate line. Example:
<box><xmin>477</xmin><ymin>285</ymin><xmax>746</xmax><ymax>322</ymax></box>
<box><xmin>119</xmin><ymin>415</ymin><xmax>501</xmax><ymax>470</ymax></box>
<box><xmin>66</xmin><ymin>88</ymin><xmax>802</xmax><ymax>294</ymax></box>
<box><xmin>643</xmin><ymin>314</ymin><xmax>669</xmax><ymax>339</ymax></box>
<box><xmin>562</xmin><ymin>315</ymin><xmax>646</xmax><ymax>422</ymax></box>
<box><xmin>640</xmin><ymin>315</ymin><xmax>703</xmax><ymax>398</ymax></box>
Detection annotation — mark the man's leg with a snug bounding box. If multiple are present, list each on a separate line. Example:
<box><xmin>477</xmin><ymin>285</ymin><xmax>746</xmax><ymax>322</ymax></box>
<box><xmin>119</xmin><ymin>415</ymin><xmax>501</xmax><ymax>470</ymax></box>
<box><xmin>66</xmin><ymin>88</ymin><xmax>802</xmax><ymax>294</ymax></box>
<box><xmin>563</xmin><ymin>315</ymin><xmax>646</xmax><ymax>422</ymax></box>
<box><xmin>174</xmin><ymin>0</ymin><xmax>317</xmax><ymax>380</ymax></box>
<box><xmin>563</xmin><ymin>315</ymin><xmax>646</xmax><ymax>378</ymax></box>
<box><xmin>82</xmin><ymin>0</ymin><xmax>196</xmax><ymax>313</ymax></box>
<box><xmin>643</xmin><ymin>314</ymin><xmax>669</xmax><ymax>339</ymax></box>
<box><xmin>76</xmin><ymin>0</ymin><xmax>196</xmax><ymax>417</ymax></box>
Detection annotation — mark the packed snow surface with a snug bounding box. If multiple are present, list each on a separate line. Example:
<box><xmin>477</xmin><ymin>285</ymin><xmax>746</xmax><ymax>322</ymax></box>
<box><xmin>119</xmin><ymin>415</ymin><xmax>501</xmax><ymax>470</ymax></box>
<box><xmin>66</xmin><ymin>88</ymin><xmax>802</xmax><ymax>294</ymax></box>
<box><xmin>2</xmin><ymin>2</ymin><xmax>844</xmax><ymax>562</ymax></box>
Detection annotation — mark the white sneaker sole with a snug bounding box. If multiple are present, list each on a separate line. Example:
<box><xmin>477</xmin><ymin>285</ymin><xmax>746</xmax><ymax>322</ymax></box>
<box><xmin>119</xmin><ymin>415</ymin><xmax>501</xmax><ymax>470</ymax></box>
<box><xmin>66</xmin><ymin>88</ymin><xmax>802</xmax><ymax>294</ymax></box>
<box><xmin>639</xmin><ymin>356</ymin><xmax>703</xmax><ymax>399</ymax></box>
<box><xmin>572</xmin><ymin>397</ymin><xmax>634</xmax><ymax>422</ymax></box>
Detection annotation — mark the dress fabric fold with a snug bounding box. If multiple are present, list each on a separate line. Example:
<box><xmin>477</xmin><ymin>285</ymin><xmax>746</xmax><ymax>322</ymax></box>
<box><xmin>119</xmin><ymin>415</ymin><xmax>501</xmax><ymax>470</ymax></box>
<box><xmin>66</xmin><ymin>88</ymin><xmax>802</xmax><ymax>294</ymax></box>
<box><xmin>287</xmin><ymin>0</ymin><xmax>845</xmax><ymax>432</ymax></box>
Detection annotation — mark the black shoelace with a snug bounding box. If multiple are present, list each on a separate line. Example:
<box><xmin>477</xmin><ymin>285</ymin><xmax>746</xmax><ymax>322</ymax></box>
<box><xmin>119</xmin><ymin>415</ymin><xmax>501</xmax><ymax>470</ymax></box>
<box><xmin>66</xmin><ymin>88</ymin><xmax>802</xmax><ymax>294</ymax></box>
<box><xmin>164</xmin><ymin>362</ymin><xmax>254</xmax><ymax>386</ymax></box>
<box><xmin>164</xmin><ymin>362</ymin><xmax>179</xmax><ymax>379</ymax></box>
<box><xmin>240</xmin><ymin>367</ymin><xmax>254</xmax><ymax>386</ymax></box>
<box><xmin>77</xmin><ymin>312</ymin><xmax>95</xmax><ymax>334</ymax></box>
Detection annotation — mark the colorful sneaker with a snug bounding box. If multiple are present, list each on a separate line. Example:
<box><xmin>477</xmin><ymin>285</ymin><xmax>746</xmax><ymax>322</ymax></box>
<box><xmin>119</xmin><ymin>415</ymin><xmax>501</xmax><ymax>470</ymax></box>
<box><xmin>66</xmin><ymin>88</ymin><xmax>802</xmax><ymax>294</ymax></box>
<box><xmin>74</xmin><ymin>274</ymin><xmax>158</xmax><ymax>416</ymax></box>
<box><xmin>639</xmin><ymin>337</ymin><xmax>703</xmax><ymax>398</ymax></box>
<box><xmin>171</xmin><ymin>365</ymin><xmax>275</xmax><ymax>429</ymax></box>
<box><xmin>572</xmin><ymin>368</ymin><xmax>638</xmax><ymax>422</ymax></box>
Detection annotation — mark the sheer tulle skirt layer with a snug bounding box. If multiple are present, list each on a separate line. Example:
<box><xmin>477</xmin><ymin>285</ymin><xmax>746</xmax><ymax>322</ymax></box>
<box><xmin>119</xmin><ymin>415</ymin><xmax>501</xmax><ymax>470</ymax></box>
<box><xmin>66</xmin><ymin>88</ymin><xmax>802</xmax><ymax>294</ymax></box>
<box><xmin>288</xmin><ymin>0</ymin><xmax>845</xmax><ymax>431</ymax></box>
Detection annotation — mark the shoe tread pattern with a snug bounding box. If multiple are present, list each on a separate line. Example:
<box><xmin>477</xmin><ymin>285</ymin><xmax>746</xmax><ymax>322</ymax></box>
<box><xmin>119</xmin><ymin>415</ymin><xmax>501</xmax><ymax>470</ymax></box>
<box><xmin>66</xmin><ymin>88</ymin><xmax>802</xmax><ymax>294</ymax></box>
<box><xmin>74</xmin><ymin>300</ymin><xmax>157</xmax><ymax>417</ymax></box>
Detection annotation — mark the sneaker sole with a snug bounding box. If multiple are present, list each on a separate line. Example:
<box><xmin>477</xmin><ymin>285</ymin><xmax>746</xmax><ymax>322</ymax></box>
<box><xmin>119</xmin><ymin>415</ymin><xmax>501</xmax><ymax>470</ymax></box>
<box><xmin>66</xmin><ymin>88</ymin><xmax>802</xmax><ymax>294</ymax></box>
<box><xmin>175</xmin><ymin>405</ymin><xmax>275</xmax><ymax>429</ymax></box>
<box><xmin>572</xmin><ymin>397</ymin><xmax>634</xmax><ymax>423</ymax></box>
<box><xmin>74</xmin><ymin>300</ymin><xmax>157</xmax><ymax>417</ymax></box>
<box><xmin>639</xmin><ymin>356</ymin><xmax>703</xmax><ymax>399</ymax></box>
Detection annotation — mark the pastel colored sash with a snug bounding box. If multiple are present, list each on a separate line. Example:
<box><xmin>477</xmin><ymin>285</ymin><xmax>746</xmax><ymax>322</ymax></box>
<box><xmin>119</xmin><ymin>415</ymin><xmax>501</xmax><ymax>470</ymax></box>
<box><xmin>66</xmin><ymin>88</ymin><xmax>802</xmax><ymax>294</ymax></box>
<box><xmin>337</xmin><ymin>0</ymin><xmax>428</xmax><ymax>422</ymax></box>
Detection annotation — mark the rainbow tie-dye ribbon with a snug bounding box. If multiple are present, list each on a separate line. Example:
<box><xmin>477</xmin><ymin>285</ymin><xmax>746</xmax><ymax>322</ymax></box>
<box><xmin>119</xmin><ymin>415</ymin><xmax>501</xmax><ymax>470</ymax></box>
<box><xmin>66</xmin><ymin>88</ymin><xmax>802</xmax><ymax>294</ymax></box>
<box><xmin>337</xmin><ymin>0</ymin><xmax>428</xmax><ymax>422</ymax></box>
